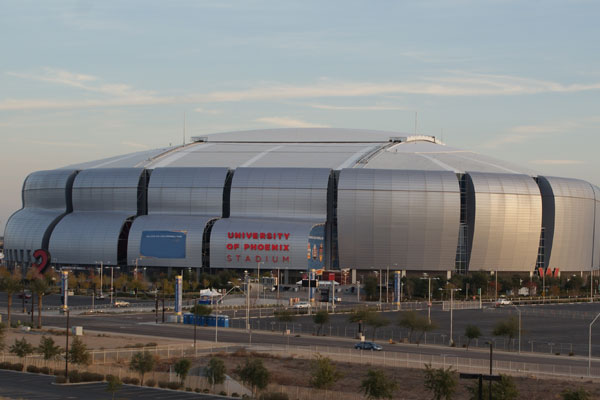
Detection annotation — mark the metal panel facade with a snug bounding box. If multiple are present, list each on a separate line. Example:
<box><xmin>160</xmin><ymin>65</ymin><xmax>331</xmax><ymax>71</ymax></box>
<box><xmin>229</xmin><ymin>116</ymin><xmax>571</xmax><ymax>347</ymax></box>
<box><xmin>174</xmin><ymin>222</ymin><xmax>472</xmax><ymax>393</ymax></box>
<box><xmin>146</xmin><ymin>168</ymin><xmax>227</xmax><ymax>215</ymax></box>
<box><xmin>4</xmin><ymin>170</ymin><xmax>77</xmax><ymax>262</ymax></box>
<box><xmin>337</xmin><ymin>169</ymin><xmax>460</xmax><ymax>270</ymax></box>
<box><xmin>210</xmin><ymin>218</ymin><xmax>324</xmax><ymax>270</ymax></box>
<box><xmin>230</xmin><ymin>168</ymin><xmax>330</xmax><ymax>220</ymax></box>
<box><xmin>593</xmin><ymin>185</ymin><xmax>600</xmax><ymax>269</ymax></box>
<box><xmin>539</xmin><ymin>176</ymin><xmax>595</xmax><ymax>271</ymax></box>
<box><xmin>127</xmin><ymin>167</ymin><xmax>229</xmax><ymax>267</ymax></box>
<box><xmin>467</xmin><ymin>173</ymin><xmax>542</xmax><ymax>271</ymax></box>
<box><xmin>210</xmin><ymin>168</ymin><xmax>329</xmax><ymax>270</ymax></box>
<box><xmin>49</xmin><ymin>168</ymin><xmax>143</xmax><ymax>265</ymax></box>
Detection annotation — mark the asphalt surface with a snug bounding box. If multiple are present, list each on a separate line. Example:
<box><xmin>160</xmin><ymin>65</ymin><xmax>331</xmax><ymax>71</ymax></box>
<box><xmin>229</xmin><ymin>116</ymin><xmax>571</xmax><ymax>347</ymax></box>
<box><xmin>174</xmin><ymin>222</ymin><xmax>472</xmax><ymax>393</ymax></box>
<box><xmin>1</xmin><ymin>307</ymin><xmax>596</xmax><ymax>373</ymax></box>
<box><xmin>0</xmin><ymin>369</ymin><xmax>234</xmax><ymax>399</ymax></box>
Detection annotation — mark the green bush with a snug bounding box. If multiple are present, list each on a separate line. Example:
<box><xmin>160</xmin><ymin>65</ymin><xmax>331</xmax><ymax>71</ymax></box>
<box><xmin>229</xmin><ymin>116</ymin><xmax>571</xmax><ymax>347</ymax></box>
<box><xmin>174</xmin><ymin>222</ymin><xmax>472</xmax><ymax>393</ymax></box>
<box><xmin>259</xmin><ymin>393</ymin><xmax>289</xmax><ymax>400</ymax></box>
<box><xmin>231</xmin><ymin>393</ymin><xmax>240</xmax><ymax>397</ymax></box>
<box><xmin>122</xmin><ymin>376</ymin><xmax>140</xmax><ymax>385</ymax></box>
<box><xmin>39</xmin><ymin>367</ymin><xmax>51</xmax><ymax>375</ymax></box>
<box><xmin>55</xmin><ymin>376</ymin><xmax>67</xmax><ymax>384</ymax></box>
<box><xmin>9</xmin><ymin>363</ymin><xmax>23</xmax><ymax>371</ymax></box>
<box><xmin>158</xmin><ymin>380</ymin><xmax>169</xmax><ymax>388</ymax></box>
<box><xmin>26</xmin><ymin>365</ymin><xmax>40</xmax><ymax>373</ymax></box>
<box><xmin>145</xmin><ymin>379</ymin><xmax>156</xmax><ymax>387</ymax></box>
<box><xmin>0</xmin><ymin>362</ymin><xmax>12</xmax><ymax>370</ymax></box>
<box><xmin>167</xmin><ymin>381</ymin><xmax>181</xmax><ymax>390</ymax></box>
<box><xmin>186</xmin><ymin>387</ymin><xmax>193</xmax><ymax>391</ymax></box>
<box><xmin>80</xmin><ymin>372</ymin><xmax>104</xmax><ymax>382</ymax></box>
<box><xmin>68</xmin><ymin>370</ymin><xmax>81</xmax><ymax>383</ymax></box>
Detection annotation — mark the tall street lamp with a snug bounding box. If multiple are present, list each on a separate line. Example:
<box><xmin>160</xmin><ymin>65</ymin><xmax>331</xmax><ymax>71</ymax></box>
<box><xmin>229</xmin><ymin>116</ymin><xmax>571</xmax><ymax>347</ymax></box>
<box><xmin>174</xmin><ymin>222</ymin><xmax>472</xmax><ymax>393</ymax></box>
<box><xmin>421</xmin><ymin>273</ymin><xmax>439</xmax><ymax>324</ymax></box>
<box><xmin>589</xmin><ymin>311</ymin><xmax>600</xmax><ymax>376</ymax></box>
<box><xmin>215</xmin><ymin>286</ymin><xmax>240</xmax><ymax>343</ymax></box>
<box><xmin>440</xmin><ymin>287</ymin><xmax>461</xmax><ymax>346</ymax></box>
<box><xmin>510</xmin><ymin>304</ymin><xmax>522</xmax><ymax>353</ymax></box>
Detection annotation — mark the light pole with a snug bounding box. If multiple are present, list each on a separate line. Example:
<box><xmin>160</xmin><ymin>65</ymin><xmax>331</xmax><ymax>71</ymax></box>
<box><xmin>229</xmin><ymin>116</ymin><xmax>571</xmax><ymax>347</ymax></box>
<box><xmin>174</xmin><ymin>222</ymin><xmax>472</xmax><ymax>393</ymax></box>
<box><xmin>215</xmin><ymin>286</ymin><xmax>239</xmax><ymax>343</ymax></box>
<box><xmin>510</xmin><ymin>304</ymin><xmax>522</xmax><ymax>353</ymax></box>
<box><xmin>257</xmin><ymin>261</ymin><xmax>264</xmax><ymax>319</ymax></box>
<box><xmin>421</xmin><ymin>273</ymin><xmax>439</xmax><ymax>324</ymax></box>
<box><xmin>588</xmin><ymin>311</ymin><xmax>600</xmax><ymax>376</ymax></box>
<box><xmin>244</xmin><ymin>270</ymin><xmax>250</xmax><ymax>330</ymax></box>
<box><xmin>440</xmin><ymin>287</ymin><xmax>461</xmax><ymax>346</ymax></box>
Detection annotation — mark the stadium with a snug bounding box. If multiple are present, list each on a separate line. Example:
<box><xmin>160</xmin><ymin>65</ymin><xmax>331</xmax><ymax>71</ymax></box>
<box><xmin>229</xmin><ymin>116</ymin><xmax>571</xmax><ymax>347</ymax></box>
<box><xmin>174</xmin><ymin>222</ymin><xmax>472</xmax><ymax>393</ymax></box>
<box><xmin>3</xmin><ymin>128</ymin><xmax>600</xmax><ymax>282</ymax></box>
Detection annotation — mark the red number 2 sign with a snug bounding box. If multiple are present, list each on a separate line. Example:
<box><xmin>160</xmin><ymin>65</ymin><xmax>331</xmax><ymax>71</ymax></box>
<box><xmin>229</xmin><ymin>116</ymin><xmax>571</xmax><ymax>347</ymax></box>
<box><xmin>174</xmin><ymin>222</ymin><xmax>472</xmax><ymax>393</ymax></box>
<box><xmin>32</xmin><ymin>249</ymin><xmax>51</xmax><ymax>274</ymax></box>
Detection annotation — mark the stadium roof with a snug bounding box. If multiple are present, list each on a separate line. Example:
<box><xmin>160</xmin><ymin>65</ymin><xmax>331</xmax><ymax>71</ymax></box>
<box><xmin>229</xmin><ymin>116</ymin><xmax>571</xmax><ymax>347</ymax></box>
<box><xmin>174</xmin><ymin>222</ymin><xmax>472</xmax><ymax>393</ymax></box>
<box><xmin>63</xmin><ymin>128</ymin><xmax>538</xmax><ymax>175</ymax></box>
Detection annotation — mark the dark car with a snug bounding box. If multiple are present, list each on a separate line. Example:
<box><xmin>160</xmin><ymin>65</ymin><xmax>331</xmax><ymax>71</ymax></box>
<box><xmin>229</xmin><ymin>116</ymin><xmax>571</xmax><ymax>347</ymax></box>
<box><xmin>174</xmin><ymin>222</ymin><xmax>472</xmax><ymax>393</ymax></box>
<box><xmin>18</xmin><ymin>292</ymin><xmax>32</xmax><ymax>299</ymax></box>
<box><xmin>354</xmin><ymin>341</ymin><xmax>382</xmax><ymax>351</ymax></box>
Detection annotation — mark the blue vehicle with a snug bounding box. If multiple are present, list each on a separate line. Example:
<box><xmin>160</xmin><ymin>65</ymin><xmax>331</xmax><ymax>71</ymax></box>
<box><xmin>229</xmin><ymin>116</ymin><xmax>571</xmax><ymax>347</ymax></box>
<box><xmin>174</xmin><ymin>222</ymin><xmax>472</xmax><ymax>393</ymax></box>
<box><xmin>354</xmin><ymin>341</ymin><xmax>382</xmax><ymax>351</ymax></box>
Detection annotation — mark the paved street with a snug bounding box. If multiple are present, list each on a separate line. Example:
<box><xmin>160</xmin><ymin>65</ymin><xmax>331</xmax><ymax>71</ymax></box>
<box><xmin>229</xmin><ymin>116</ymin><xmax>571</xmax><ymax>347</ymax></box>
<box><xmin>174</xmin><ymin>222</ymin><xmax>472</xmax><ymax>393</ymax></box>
<box><xmin>0</xmin><ymin>369</ymin><xmax>233</xmax><ymax>399</ymax></box>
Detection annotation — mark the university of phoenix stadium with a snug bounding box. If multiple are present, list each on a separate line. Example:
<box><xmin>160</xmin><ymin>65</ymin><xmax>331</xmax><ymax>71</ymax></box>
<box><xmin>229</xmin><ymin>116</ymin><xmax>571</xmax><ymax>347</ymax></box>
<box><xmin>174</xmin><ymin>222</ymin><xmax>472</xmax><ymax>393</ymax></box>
<box><xmin>4</xmin><ymin>128</ymin><xmax>600</xmax><ymax>280</ymax></box>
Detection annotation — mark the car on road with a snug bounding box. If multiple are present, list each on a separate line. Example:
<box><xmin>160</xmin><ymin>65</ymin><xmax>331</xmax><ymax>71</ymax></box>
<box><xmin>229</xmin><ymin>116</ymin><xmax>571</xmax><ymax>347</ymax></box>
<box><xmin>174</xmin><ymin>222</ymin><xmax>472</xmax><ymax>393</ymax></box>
<box><xmin>95</xmin><ymin>293</ymin><xmax>106</xmax><ymax>300</ymax></box>
<box><xmin>18</xmin><ymin>291</ymin><xmax>32</xmax><ymax>299</ymax></box>
<box><xmin>114</xmin><ymin>300</ymin><xmax>130</xmax><ymax>307</ymax></box>
<box><xmin>292</xmin><ymin>301</ymin><xmax>311</xmax><ymax>309</ymax></box>
<box><xmin>495</xmin><ymin>298</ymin><xmax>512</xmax><ymax>306</ymax></box>
<box><xmin>354</xmin><ymin>341</ymin><xmax>382</xmax><ymax>351</ymax></box>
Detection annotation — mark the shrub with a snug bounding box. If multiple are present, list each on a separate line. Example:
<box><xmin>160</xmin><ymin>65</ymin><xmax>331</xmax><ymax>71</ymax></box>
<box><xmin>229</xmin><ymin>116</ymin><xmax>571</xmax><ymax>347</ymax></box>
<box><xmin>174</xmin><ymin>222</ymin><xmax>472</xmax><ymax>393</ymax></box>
<box><xmin>220</xmin><ymin>391</ymin><xmax>228</xmax><ymax>396</ymax></box>
<box><xmin>0</xmin><ymin>362</ymin><xmax>12</xmax><ymax>370</ymax></box>
<box><xmin>232</xmin><ymin>393</ymin><xmax>240</xmax><ymax>397</ymax></box>
<box><xmin>186</xmin><ymin>387</ymin><xmax>193</xmax><ymax>391</ymax></box>
<box><xmin>68</xmin><ymin>370</ymin><xmax>81</xmax><ymax>383</ymax></box>
<box><xmin>105</xmin><ymin>374</ymin><xmax>116</xmax><ymax>382</ymax></box>
<box><xmin>26</xmin><ymin>365</ymin><xmax>40</xmax><ymax>373</ymax></box>
<box><xmin>55</xmin><ymin>376</ymin><xmax>67</xmax><ymax>384</ymax></box>
<box><xmin>39</xmin><ymin>367</ymin><xmax>51</xmax><ymax>375</ymax></box>
<box><xmin>11</xmin><ymin>363</ymin><xmax>23</xmax><ymax>371</ymax></box>
<box><xmin>259</xmin><ymin>393</ymin><xmax>289</xmax><ymax>400</ymax></box>
<box><xmin>167</xmin><ymin>381</ymin><xmax>181</xmax><ymax>390</ymax></box>
<box><xmin>145</xmin><ymin>379</ymin><xmax>156</xmax><ymax>387</ymax></box>
<box><xmin>81</xmin><ymin>372</ymin><xmax>104</xmax><ymax>382</ymax></box>
<box><xmin>158</xmin><ymin>380</ymin><xmax>169</xmax><ymax>388</ymax></box>
<box><xmin>123</xmin><ymin>377</ymin><xmax>140</xmax><ymax>385</ymax></box>
<box><xmin>195</xmin><ymin>388</ymin><xmax>201</xmax><ymax>393</ymax></box>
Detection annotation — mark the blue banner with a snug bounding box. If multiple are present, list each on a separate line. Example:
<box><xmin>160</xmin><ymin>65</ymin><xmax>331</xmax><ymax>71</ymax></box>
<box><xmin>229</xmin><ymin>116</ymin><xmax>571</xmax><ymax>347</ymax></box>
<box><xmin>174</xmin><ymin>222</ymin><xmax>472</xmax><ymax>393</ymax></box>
<box><xmin>140</xmin><ymin>230</ymin><xmax>186</xmax><ymax>259</ymax></box>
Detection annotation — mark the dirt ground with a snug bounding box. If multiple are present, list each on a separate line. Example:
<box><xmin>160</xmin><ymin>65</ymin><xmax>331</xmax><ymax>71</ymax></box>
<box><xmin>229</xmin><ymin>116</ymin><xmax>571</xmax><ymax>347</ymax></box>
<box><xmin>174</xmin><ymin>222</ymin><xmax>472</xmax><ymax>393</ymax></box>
<box><xmin>2</xmin><ymin>326</ymin><xmax>191</xmax><ymax>350</ymax></box>
<box><xmin>213</xmin><ymin>349</ymin><xmax>600</xmax><ymax>400</ymax></box>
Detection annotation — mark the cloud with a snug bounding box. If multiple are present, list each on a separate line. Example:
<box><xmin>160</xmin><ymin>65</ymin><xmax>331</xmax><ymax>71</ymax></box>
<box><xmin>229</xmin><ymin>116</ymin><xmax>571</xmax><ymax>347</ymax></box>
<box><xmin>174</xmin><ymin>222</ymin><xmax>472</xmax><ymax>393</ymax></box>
<box><xmin>194</xmin><ymin>107</ymin><xmax>222</xmax><ymax>115</ymax></box>
<box><xmin>26</xmin><ymin>139</ymin><xmax>96</xmax><ymax>148</ymax></box>
<box><xmin>255</xmin><ymin>117</ymin><xmax>329</xmax><ymax>128</ymax></box>
<box><xmin>4</xmin><ymin>69</ymin><xmax>600</xmax><ymax>112</ymax></box>
<box><xmin>307</xmin><ymin>103</ymin><xmax>409</xmax><ymax>111</ymax></box>
<box><xmin>121</xmin><ymin>141</ymin><xmax>149</xmax><ymax>149</ymax></box>
<box><xmin>530</xmin><ymin>159</ymin><xmax>585</xmax><ymax>165</ymax></box>
<box><xmin>482</xmin><ymin>121</ymin><xmax>580</xmax><ymax>148</ymax></box>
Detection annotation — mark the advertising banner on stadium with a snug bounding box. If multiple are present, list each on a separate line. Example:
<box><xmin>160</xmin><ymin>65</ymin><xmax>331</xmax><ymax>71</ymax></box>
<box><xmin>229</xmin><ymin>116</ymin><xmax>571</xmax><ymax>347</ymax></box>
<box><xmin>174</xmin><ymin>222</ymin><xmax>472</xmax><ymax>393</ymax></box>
<box><xmin>140</xmin><ymin>231</ymin><xmax>186</xmax><ymax>259</ymax></box>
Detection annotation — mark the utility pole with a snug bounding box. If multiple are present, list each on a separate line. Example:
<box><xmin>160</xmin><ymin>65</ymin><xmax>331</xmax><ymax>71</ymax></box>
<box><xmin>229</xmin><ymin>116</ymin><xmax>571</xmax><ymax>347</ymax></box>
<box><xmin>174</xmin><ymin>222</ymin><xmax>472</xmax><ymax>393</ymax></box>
<box><xmin>65</xmin><ymin>308</ymin><xmax>70</xmax><ymax>382</ymax></box>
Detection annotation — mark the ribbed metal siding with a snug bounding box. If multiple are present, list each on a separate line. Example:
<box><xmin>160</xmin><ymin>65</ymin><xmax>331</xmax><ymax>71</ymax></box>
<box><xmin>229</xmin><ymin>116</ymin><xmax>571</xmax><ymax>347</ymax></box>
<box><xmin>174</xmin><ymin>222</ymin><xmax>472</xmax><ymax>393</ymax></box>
<box><xmin>147</xmin><ymin>167</ymin><xmax>227</xmax><ymax>215</ymax></box>
<box><xmin>49</xmin><ymin>168</ymin><xmax>143</xmax><ymax>265</ymax></box>
<box><xmin>337</xmin><ymin>169</ymin><xmax>460</xmax><ymax>270</ymax></box>
<box><xmin>230</xmin><ymin>168</ymin><xmax>330</xmax><ymax>220</ymax></box>
<box><xmin>210</xmin><ymin>168</ymin><xmax>330</xmax><ymax>269</ymax></box>
<box><xmin>593</xmin><ymin>185</ymin><xmax>600</xmax><ymax>269</ymax></box>
<box><xmin>538</xmin><ymin>176</ymin><xmax>595</xmax><ymax>271</ymax></box>
<box><xmin>467</xmin><ymin>173</ymin><xmax>542</xmax><ymax>271</ymax></box>
<box><xmin>210</xmin><ymin>218</ymin><xmax>322</xmax><ymax>269</ymax></box>
<box><xmin>4</xmin><ymin>170</ymin><xmax>77</xmax><ymax>261</ymax></box>
<box><xmin>127</xmin><ymin>167</ymin><xmax>229</xmax><ymax>267</ymax></box>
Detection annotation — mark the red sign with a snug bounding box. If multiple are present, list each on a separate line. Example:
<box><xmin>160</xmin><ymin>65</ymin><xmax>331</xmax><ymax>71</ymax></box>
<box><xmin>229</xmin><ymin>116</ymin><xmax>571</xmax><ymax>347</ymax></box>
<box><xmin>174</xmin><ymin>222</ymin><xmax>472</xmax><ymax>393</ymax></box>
<box><xmin>225</xmin><ymin>231</ymin><xmax>291</xmax><ymax>264</ymax></box>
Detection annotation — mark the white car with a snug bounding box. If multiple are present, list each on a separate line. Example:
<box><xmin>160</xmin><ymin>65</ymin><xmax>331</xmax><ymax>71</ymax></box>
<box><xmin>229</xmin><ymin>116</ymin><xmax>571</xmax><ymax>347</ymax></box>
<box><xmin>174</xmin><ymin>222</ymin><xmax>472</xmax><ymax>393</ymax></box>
<box><xmin>114</xmin><ymin>300</ymin><xmax>130</xmax><ymax>308</ymax></box>
<box><xmin>292</xmin><ymin>302</ymin><xmax>311</xmax><ymax>309</ymax></box>
<box><xmin>495</xmin><ymin>298</ymin><xmax>512</xmax><ymax>306</ymax></box>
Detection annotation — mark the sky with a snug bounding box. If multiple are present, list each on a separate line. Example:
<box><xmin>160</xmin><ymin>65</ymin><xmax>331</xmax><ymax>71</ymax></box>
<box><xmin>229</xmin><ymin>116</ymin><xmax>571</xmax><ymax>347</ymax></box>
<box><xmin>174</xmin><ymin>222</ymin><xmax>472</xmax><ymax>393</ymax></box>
<box><xmin>1</xmin><ymin>0</ymin><xmax>600</xmax><ymax>234</ymax></box>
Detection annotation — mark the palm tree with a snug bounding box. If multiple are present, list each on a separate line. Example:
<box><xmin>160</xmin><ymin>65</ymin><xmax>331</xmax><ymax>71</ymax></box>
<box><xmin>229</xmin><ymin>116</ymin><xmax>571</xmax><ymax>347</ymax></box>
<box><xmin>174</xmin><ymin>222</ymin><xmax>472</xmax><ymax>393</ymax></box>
<box><xmin>0</xmin><ymin>268</ymin><xmax>22</xmax><ymax>326</ymax></box>
<box><xmin>31</xmin><ymin>277</ymin><xmax>49</xmax><ymax>328</ymax></box>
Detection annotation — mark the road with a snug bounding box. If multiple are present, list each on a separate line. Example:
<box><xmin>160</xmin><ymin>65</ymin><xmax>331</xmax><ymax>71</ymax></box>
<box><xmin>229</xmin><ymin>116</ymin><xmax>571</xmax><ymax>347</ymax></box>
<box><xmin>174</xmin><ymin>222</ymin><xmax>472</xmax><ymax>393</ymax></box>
<box><xmin>5</xmin><ymin>309</ymin><xmax>594</xmax><ymax>373</ymax></box>
<box><xmin>0</xmin><ymin>369</ymin><xmax>234</xmax><ymax>399</ymax></box>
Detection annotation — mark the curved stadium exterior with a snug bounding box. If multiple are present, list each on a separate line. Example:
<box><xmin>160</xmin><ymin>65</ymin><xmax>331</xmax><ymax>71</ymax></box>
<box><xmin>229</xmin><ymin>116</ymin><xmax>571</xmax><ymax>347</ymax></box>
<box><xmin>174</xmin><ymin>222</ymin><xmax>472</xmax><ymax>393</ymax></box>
<box><xmin>4</xmin><ymin>128</ymin><xmax>600</xmax><ymax>279</ymax></box>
